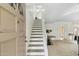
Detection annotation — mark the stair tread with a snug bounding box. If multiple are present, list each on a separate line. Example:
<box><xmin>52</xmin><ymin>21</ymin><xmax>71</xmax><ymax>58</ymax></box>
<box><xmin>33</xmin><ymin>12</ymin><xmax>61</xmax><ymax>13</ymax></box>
<box><xmin>32</xmin><ymin>27</ymin><xmax>42</xmax><ymax>28</ymax></box>
<box><xmin>30</xmin><ymin>39</ymin><xmax>43</xmax><ymax>41</ymax></box>
<box><xmin>29</xmin><ymin>41</ymin><xmax>43</xmax><ymax>42</ymax></box>
<box><xmin>32</xmin><ymin>28</ymin><xmax>42</xmax><ymax>29</ymax></box>
<box><xmin>33</xmin><ymin>25</ymin><xmax>42</xmax><ymax>26</ymax></box>
<box><xmin>31</xmin><ymin>32</ymin><xmax>42</xmax><ymax>34</ymax></box>
<box><xmin>31</xmin><ymin>35</ymin><xmax>43</xmax><ymax>38</ymax></box>
<box><xmin>32</xmin><ymin>30</ymin><xmax>42</xmax><ymax>31</ymax></box>
<box><xmin>30</xmin><ymin>38</ymin><xmax>43</xmax><ymax>39</ymax></box>
<box><xmin>29</xmin><ymin>42</ymin><xmax>43</xmax><ymax>44</ymax></box>
<box><xmin>33</xmin><ymin>26</ymin><xmax>42</xmax><ymax>27</ymax></box>
<box><xmin>27</xmin><ymin>52</ymin><xmax>44</xmax><ymax>56</ymax></box>
<box><xmin>32</xmin><ymin>29</ymin><xmax>42</xmax><ymax>30</ymax></box>
<box><xmin>27</xmin><ymin>55</ymin><xmax>44</xmax><ymax>56</ymax></box>
<box><xmin>28</xmin><ymin>47</ymin><xmax>44</xmax><ymax>49</ymax></box>
<box><xmin>33</xmin><ymin>24</ymin><xmax>42</xmax><ymax>26</ymax></box>
<box><xmin>32</xmin><ymin>31</ymin><xmax>42</xmax><ymax>32</ymax></box>
<box><xmin>30</xmin><ymin>37</ymin><xmax>43</xmax><ymax>38</ymax></box>
<box><xmin>34</xmin><ymin>22</ymin><xmax>42</xmax><ymax>23</ymax></box>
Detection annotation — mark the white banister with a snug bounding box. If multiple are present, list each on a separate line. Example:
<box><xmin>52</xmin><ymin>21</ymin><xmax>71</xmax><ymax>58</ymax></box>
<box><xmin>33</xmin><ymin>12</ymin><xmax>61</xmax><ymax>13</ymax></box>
<box><xmin>42</xmin><ymin>19</ymin><xmax>48</xmax><ymax>56</ymax></box>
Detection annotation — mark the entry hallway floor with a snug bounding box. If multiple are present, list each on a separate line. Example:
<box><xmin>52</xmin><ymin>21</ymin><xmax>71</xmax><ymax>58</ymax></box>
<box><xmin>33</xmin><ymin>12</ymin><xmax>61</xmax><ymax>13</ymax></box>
<box><xmin>48</xmin><ymin>40</ymin><xmax>78</xmax><ymax>56</ymax></box>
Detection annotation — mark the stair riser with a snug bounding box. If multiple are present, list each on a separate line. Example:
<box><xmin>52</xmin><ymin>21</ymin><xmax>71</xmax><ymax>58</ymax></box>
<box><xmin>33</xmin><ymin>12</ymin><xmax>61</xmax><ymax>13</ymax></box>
<box><xmin>30</xmin><ymin>39</ymin><xmax>43</xmax><ymax>41</ymax></box>
<box><xmin>31</xmin><ymin>34</ymin><xmax>43</xmax><ymax>35</ymax></box>
<box><xmin>32</xmin><ymin>27</ymin><xmax>42</xmax><ymax>28</ymax></box>
<box><xmin>29</xmin><ymin>44</ymin><xmax>44</xmax><ymax>47</ymax></box>
<box><xmin>28</xmin><ymin>47</ymin><xmax>44</xmax><ymax>50</ymax></box>
<box><xmin>32</xmin><ymin>30</ymin><xmax>42</xmax><ymax>31</ymax></box>
<box><xmin>28</xmin><ymin>49</ymin><xmax>44</xmax><ymax>52</ymax></box>
<box><xmin>30</xmin><ymin>40</ymin><xmax>43</xmax><ymax>42</ymax></box>
<box><xmin>32</xmin><ymin>29</ymin><xmax>42</xmax><ymax>30</ymax></box>
<box><xmin>32</xmin><ymin>31</ymin><xmax>42</xmax><ymax>32</ymax></box>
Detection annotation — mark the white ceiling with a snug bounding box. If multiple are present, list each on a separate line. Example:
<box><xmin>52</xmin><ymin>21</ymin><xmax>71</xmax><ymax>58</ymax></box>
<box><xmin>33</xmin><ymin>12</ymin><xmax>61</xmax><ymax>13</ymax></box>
<box><xmin>26</xmin><ymin>3</ymin><xmax>79</xmax><ymax>23</ymax></box>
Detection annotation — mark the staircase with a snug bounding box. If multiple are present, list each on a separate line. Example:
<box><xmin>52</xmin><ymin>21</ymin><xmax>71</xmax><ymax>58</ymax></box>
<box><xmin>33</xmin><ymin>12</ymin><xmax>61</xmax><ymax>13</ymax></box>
<box><xmin>27</xmin><ymin>19</ymin><xmax>48</xmax><ymax>56</ymax></box>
